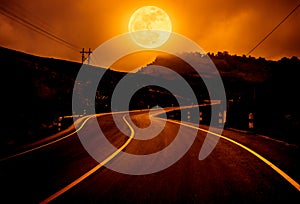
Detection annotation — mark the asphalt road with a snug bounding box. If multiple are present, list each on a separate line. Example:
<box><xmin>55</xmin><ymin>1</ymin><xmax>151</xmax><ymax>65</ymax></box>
<box><xmin>0</xmin><ymin>109</ymin><xmax>299</xmax><ymax>203</ymax></box>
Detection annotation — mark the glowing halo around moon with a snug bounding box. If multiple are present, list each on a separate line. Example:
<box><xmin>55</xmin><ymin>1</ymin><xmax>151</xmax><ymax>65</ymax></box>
<box><xmin>128</xmin><ymin>6</ymin><xmax>172</xmax><ymax>48</ymax></box>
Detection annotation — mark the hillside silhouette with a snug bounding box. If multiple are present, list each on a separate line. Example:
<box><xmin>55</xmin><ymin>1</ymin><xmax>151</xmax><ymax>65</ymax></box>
<box><xmin>1</xmin><ymin>46</ymin><xmax>299</xmax><ymax>152</ymax></box>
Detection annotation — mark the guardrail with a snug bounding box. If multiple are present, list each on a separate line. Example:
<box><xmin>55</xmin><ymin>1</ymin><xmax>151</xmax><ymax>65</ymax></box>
<box><xmin>55</xmin><ymin>114</ymin><xmax>85</xmax><ymax>131</ymax></box>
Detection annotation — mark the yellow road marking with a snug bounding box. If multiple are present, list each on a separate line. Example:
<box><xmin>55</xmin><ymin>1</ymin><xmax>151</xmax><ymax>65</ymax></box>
<box><xmin>163</xmin><ymin>118</ymin><xmax>300</xmax><ymax>192</ymax></box>
<box><xmin>6</xmin><ymin>106</ymin><xmax>299</xmax><ymax>202</ymax></box>
<box><xmin>0</xmin><ymin>115</ymin><xmax>95</xmax><ymax>162</ymax></box>
<box><xmin>39</xmin><ymin>115</ymin><xmax>135</xmax><ymax>204</ymax></box>
<box><xmin>0</xmin><ymin>105</ymin><xmax>192</xmax><ymax>162</ymax></box>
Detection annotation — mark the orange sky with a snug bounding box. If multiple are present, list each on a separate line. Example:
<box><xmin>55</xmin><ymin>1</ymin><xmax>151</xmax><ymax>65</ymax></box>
<box><xmin>1</xmin><ymin>0</ymin><xmax>299</xmax><ymax>69</ymax></box>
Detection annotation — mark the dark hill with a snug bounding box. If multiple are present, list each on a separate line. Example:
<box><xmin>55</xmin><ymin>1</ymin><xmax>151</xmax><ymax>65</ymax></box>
<box><xmin>1</xmin><ymin>46</ymin><xmax>80</xmax><ymax>148</ymax></box>
<box><xmin>1</xmin><ymin>46</ymin><xmax>126</xmax><ymax>149</ymax></box>
<box><xmin>0</xmin><ymin>46</ymin><xmax>299</xmax><ymax>151</ymax></box>
<box><xmin>138</xmin><ymin>51</ymin><xmax>300</xmax><ymax>144</ymax></box>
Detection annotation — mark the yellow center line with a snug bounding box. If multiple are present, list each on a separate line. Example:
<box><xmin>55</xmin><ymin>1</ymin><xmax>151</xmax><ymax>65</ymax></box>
<box><xmin>0</xmin><ymin>109</ymin><xmax>141</xmax><ymax>162</ymax></box>
<box><xmin>0</xmin><ymin>106</ymin><xmax>201</xmax><ymax>162</ymax></box>
<box><xmin>161</xmin><ymin>118</ymin><xmax>300</xmax><ymax>192</ymax></box>
<box><xmin>39</xmin><ymin>115</ymin><xmax>135</xmax><ymax>204</ymax></box>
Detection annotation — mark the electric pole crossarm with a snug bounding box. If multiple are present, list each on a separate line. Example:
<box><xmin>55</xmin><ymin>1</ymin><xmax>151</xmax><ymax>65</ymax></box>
<box><xmin>80</xmin><ymin>48</ymin><xmax>92</xmax><ymax>64</ymax></box>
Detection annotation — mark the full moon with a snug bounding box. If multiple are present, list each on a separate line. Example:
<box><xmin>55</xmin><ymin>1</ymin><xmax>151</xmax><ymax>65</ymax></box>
<box><xmin>128</xmin><ymin>6</ymin><xmax>172</xmax><ymax>48</ymax></box>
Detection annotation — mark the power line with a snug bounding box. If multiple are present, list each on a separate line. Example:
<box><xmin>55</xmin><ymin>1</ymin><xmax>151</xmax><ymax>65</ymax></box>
<box><xmin>247</xmin><ymin>2</ymin><xmax>300</xmax><ymax>56</ymax></box>
<box><xmin>7</xmin><ymin>2</ymin><xmax>57</xmax><ymax>35</ymax></box>
<box><xmin>0</xmin><ymin>6</ymin><xmax>81</xmax><ymax>52</ymax></box>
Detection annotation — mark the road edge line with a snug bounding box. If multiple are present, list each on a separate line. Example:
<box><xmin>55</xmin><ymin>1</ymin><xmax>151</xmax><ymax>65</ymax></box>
<box><xmin>0</xmin><ymin>115</ymin><xmax>95</xmax><ymax>162</ymax></box>
<box><xmin>161</xmin><ymin>118</ymin><xmax>300</xmax><ymax>192</ymax></box>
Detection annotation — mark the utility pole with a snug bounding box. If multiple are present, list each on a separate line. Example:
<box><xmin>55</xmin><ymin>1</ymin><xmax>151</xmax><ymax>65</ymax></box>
<box><xmin>80</xmin><ymin>48</ymin><xmax>92</xmax><ymax>64</ymax></box>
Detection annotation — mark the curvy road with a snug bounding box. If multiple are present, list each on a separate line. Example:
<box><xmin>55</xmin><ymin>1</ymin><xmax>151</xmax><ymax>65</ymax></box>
<box><xmin>0</xmin><ymin>108</ymin><xmax>299</xmax><ymax>204</ymax></box>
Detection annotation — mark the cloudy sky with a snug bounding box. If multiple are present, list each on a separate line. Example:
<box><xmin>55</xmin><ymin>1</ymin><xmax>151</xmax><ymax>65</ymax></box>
<box><xmin>1</xmin><ymin>0</ymin><xmax>299</xmax><ymax>66</ymax></box>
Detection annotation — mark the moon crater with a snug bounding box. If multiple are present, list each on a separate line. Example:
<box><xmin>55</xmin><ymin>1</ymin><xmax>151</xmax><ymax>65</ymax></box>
<box><xmin>128</xmin><ymin>6</ymin><xmax>172</xmax><ymax>48</ymax></box>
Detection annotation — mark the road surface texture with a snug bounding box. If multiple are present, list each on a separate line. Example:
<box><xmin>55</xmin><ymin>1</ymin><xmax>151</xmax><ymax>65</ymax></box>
<box><xmin>0</xmin><ymin>109</ymin><xmax>299</xmax><ymax>203</ymax></box>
